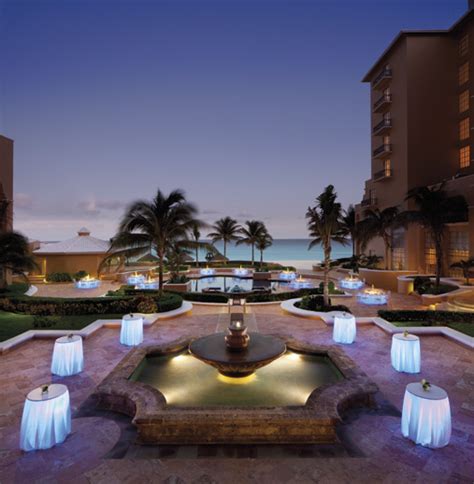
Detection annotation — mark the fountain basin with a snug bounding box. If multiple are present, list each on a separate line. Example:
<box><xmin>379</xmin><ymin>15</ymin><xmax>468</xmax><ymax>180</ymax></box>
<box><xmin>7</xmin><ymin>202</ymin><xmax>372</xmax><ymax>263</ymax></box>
<box><xmin>75</xmin><ymin>278</ymin><xmax>100</xmax><ymax>289</ymax></box>
<box><xmin>92</xmin><ymin>338</ymin><xmax>378</xmax><ymax>444</ymax></box>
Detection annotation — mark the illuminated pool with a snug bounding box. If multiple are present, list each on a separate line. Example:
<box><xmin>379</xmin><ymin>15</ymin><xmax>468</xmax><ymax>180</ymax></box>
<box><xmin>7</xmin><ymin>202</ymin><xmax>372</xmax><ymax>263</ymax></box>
<box><xmin>130</xmin><ymin>350</ymin><xmax>342</xmax><ymax>407</ymax></box>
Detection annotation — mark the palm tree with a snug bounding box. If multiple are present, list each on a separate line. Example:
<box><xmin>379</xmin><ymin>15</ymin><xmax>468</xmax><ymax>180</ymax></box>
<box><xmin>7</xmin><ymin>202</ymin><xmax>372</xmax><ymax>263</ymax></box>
<box><xmin>107</xmin><ymin>189</ymin><xmax>201</xmax><ymax>296</ymax></box>
<box><xmin>450</xmin><ymin>259</ymin><xmax>474</xmax><ymax>285</ymax></box>
<box><xmin>306</xmin><ymin>185</ymin><xmax>347</xmax><ymax>306</ymax></box>
<box><xmin>208</xmin><ymin>216</ymin><xmax>241</xmax><ymax>262</ymax></box>
<box><xmin>358</xmin><ymin>206</ymin><xmax>400</xmax><ymax>270</ymax></box>
<box><xmin>400</xmin><ymin>185</ymin><xmax>467</xmax><ymax>288</ymax></box>
<box><xmin>237</xmin><ymin>220</ymin><xmax>266</xmax><ymax>265</ymax></box>
<box><xmin>191</xmin><ymin>223</ymin><xmax>201</xmax><ymax>267</ymax></box>
<box><xmin>341</xmin><ymin>205</ymin><xmax>358</xmax><ymax>257</ymax></box>
<box><xmin>256</xmin><ymin>228</ymin><xmax>273</xmax><ymax>269</ymax></box>
<box><xmin>0</xmin><ymin>189</ymin><xmax>38</xmax><ymax>289</ymax></box>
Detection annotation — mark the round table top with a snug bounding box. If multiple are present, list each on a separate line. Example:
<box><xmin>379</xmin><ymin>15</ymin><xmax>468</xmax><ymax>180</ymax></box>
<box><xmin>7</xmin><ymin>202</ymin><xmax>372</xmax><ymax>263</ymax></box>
<box><xmin>56</xmin><ymin>335</ymin><xmax>81</xmax><ymax>344</ymax></box>
<box><xmin>122</xmin><ymin>314</ymin><xmax>143</xmax><ymax>322</ymax></box>
<box><xmin>334</xmin><ymin>312</ymin><xmax>355</xmax><ymax>321</ymax></box>
<box><xmin>393</xmin><ymin>333</ymin><xmax>419</xmax><ymax>342</ymax></box>
<box><xmin>406</xmin><ymin>382</ymin><xmax>447</xmax><ymax>400</ymax></box>
<box><xmin>27</xmin><ymin>383</ymin><xmax>68</xmax><ymax>402</ymax></box>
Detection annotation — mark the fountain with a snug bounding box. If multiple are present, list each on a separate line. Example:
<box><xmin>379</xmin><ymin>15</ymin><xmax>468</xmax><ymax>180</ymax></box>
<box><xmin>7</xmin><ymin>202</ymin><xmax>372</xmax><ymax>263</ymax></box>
<box><xmin>135</xmin><ymin>275</ymin><xmax>159</xmax><ymax>290</ymax></box>
<box><xmin>189</xmin><ymin>314</ymin><xmax>286</xmax><ymax>377</ymax></box>
<box><xmin>279</xmin><ymin>269</ymin><xmax>297</xmax><ymax>281</ymax></box>
<box><xmin>75</xmin><ymin>275</ymin><xmax>101</xmax><ymax>289</ymax></box>
<box><xmin>200</xmin><ymin>266</ymin><xmax>215</xmax><ymax>276</ymax></box>
<box><xmin>233</xmin><ymin>265</ymin><xmax>249</xmax><ymax>276</ymax></box>
<box><xmin>339</xmin><ymin>273</ymin><xmax>364</xmax><ymax>290</ymax></box>
<box><xmin>357</xmin><ymin>285</ymin><xmax>388</xmax><ymax>305</ymax></box>
<box><xmin>127</xmin><ymin>272</ymin><xmax>146</xmax><ymax>285</ymax></box>
<box><xmin>289</xmin><ymin>275</ymin><xmax>313</xmax><ymax>290</ymax></box>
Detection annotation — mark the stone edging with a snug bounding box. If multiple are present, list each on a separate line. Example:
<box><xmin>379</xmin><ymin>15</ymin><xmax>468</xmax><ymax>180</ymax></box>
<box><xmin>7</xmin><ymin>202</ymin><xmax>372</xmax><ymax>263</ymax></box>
<box><xmin>280</xmin><ymin>298</ymin><xmax>474</xmax><ymax>350</ymax></box>
<box><xmin>0</xmin><ymin>302</ymin><xmax>193</xmax><ymax>354</ymax></box>
<box><xmin>92</xmin><ymin>336</ymin><xmax>378</xmax><ymax>444</ymax></box>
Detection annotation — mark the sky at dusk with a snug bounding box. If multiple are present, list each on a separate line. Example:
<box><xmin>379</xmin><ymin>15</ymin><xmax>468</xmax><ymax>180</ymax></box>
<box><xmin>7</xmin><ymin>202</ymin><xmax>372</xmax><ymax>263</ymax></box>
<box><xmin>0</xmin><ymin>0</ymin><xmax>467</xmax><ymax>241</ymax></box>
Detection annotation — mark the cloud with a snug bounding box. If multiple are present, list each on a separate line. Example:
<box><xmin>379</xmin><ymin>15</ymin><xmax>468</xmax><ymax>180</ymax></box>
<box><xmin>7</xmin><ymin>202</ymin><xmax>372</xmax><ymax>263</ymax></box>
<box><xmin>77</xmin><ymin>198</ymin><xmax>125</xmax><ymax>215</ymax></box>
<box><xmin>201</xmin><ymin>209</ymin><xmax>221</xmax><ymax>215</ymax></box>
<box><xmin>15</xmin><ymin>193</ymin><xmax>33</xmax><ymax>210</ymax></box>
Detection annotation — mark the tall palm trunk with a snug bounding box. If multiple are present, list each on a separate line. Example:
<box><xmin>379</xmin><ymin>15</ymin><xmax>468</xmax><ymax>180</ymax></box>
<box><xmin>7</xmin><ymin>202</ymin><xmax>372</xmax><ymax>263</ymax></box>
<box><xmin>158</xmin><ymin>248</ymin><xmax>164</xmax><ymax>297</ymax></box>
<box><xmin>260</xmin><ymin>249</ymin><xmax>263</xmax><ymax>269</ymax></box>
<box><xmin>251</xmin><ymin>244</ymin><xmax>255</xmax><ymax>265</ymax></box>
<box><xmin>223</xmin><ymin>240</ymin><xmax>227</xmax><ymax>264</ymax></box>
<box><xmin>0</xmin><ymin>267</ymin><xmax>6</xmax><ymax>290</ymax></box>
<box><xmin>323</xmin><ymin>246</ymin><xmax>331</xmax><ymax>306</ymax></box>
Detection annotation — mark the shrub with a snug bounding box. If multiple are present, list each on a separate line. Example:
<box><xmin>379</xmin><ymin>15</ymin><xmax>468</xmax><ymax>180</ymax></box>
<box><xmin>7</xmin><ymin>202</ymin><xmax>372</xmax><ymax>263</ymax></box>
<box><xmin>167</xmin><ymin>275</ymin><xmax>189</xmax><ymax>284</ymax></box>
<box><xmin>135</xmin><ymin>297</ymin><xmax>158</xmax><ymax>313</ymax></box>
<box><xmin>378</xmin><ymin>309</ymin><xmax>474</xmax><ymax>325</ymax></box>
<box><xmin>46</xmin><ymin>272</ymin><xmax>73</xmax><ymax>283</ymax></box>
<box><xmin>33</xmin><ymin>315</ymin><xmax>58</xmax><ymax>328</ymax></box>
<box><xmin>180</xmin><ymin>292</ymin><xmax>229</xmax><ymax>303</ymax></box>
<box><xmin>0</xmin><ymin>292</ymin><xmax>182</xmax><ymax>315</ymax></box>
<box><xmin>412</xmin><ymin>277</ymin><xmax>457</xmax><ymax>295</ymax></box>
<box><xmin>73</xmin><ymin>270</ymin><xmax>88</xmax><ymax>281</ymax></box>
<box><xmin>297</xmin><ymin>294</ymin><xmax>351</xmax><ymax>313</ymax></box>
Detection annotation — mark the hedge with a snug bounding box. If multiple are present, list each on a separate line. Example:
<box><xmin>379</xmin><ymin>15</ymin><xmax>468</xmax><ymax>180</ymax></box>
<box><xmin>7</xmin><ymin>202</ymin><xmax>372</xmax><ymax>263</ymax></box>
<box><xmin>378</xmin><ymin>310</ymin><xmax>474</xmax><ymax>325</ymax></box>
<box><xmin>246</xmin><ymin>286</ymin><xmax>343</xmax><ymax>303</ymax></box>
<box><xmin>0</xmin><ymin>292</ymin><xmax>183</xmax><ymax>316</ymax></box>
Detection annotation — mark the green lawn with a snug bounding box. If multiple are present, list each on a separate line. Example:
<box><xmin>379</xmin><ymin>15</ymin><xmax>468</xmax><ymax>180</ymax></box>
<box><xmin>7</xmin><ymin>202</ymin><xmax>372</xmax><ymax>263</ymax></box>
<box><xmin>0</xmin><ymin>311</ymin><xmax>123</xmax><ymax>342</ymax></box>
<box><xmin>392</xmin><ymin>321</ymin><xmax>474</xmax><ymax>338</ymax></box>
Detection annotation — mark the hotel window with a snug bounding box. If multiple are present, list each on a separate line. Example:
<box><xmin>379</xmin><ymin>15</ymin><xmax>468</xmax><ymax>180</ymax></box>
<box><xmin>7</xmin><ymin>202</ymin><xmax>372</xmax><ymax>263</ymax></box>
<box><xmin>424</xmin><ymin>234</ymin><xmax>436</xmax><ymax>275</ymax></box>
<box><xmin>460</xmin><ymin>117</ymin><xmax>470</xmax><ymax>140</ymax></box>
<box><xmin>448</xmin><ymin>229</ymin><xmax>469</xmax><ymax>277</ymax></box>
<box><xmin>384</xmin><ymin>159</ymin><xmax>391</xmax><ymax>175</ymax></box>
<box><xmin>459</xmin><ymin>34</ymin><xmax>469</xmax><ymax>57</ymax></box>
<box><xmin>459</xmin><ymin>145</ymin><xmax>471</xmax><ymax>168</ymax></box>
<box><xmin>383</xmin><ymin>135</ymin><xmax>390</xmax><ymax>145</ymax></box>
<box><xmin>391</xmin><ymin>228</ymin><xmax>405</xmax><ymax>270</ymax></box>
<box><xmin>459</xmin><ymin>62</ymin><xmax>469</xmax><ymax>85</ymax></box>
<box><xmin>459</xmin><ymin>90</ymin><xmax>469</xmax><ymax>113</ymax></box>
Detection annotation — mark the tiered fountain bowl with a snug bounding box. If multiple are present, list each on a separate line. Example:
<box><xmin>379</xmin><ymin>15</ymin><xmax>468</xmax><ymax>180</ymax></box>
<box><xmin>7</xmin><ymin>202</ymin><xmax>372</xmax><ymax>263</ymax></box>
<box><xmin>233</xmin><ymin>266</ymin><xmax>249</xmax><ymax>276</ymax></box>
<box><xmin>127</xmin><ymin>273</ymin><xmax>146</xmax><ymax>285</ymax></box>
<box><xmin>279</xmin><ymin>269</ymin><xmax>297</xmax><ymax>281</ymax></box>
<box><xmin>189</xmin><ymin>318</ymin><xmax>286</xmax><ymax>377</ymax></box>
<box><xmin>135</xmin><ymin>277</ymin><xmax>159</xmax><ymax>290</ymax></box>
<box><xmin>289</xmin><ymin>276</ymin><xmax>313</xmax><ymax>290</ymax></box>
<box><xmin>339</xmin><ymin>274</ymin><xmax>364</xmax><ymax>290</ymax></box>
<box><xmin>75</xmin><ymin>276</ymin><xmax>101</xmax><ymax>289</ymax></box>
<box><xmin>200</xmin><ymin>267</ymin><xmax>215</xmax><ymax>276</ymax></box>
<box><xmin>357</xmin><ymin>285</ymin><xmax>388</xmax><ymax>305</ymax></box>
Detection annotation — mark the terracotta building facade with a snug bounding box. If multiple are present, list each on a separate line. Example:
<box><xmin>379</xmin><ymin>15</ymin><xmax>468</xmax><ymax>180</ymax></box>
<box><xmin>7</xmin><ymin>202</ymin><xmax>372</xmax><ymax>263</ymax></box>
<box><xmin>0</xmin><ymin>135</ymin><xmax>14</xmax><ymax>232</ymax></box>
<box><xmin>356</xmin><ymin>5</ymin><xmax>474</xmax><ymax>276</ymax></box>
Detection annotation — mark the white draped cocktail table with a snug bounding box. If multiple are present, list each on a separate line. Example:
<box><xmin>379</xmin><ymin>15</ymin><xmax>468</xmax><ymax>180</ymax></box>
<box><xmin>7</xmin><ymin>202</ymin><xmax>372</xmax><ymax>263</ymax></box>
<box><xmin>51</xmin><ymin>335</ymin><xmax>84</xmax><ymax>376</ymax></box>
<box><xmin>401</xmin><ymin>382</ymin><xmax>451</xmax><ymax>448</ymax></box>
<box><xmin>391</xmin><ymin>334</ymin><xmax>420</xmax><ymax>374</ymax></box>
<box><xmin>332</xmin><ymin>313</ymin><xmax>356</xmax><ymax>344</ymax></box>
<box><xmin>120</xmin><ymin>314</ymin><xmax>144</xmax><ymax>346</ymax></box>
<box><xmin>20</xmin><ymin>384</ymin><xmax>71</xmax><ymax>451</ymax></box>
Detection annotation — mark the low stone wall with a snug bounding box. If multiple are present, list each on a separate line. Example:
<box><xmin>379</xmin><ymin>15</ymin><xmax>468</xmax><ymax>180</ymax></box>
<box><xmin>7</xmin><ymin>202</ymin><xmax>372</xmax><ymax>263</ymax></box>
<box><xmin>93</xmin><ymin>338</ymin><xmax>378</xmax><ymax>445</ymax></box>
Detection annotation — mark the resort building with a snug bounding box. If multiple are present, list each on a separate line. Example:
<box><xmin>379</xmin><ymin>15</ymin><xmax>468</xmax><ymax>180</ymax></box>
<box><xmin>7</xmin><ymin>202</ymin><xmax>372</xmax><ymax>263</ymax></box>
<box><xmin>0</xmin><ymin>134</ymin><xmax>14</xmax><ymax>232</ymax></box>
<box><xmin>356</xmin><ymin>3</ymin><xmax>474</xmax><ymax>275</ymax></box>
<box><xmin>32</xmin><ymin>227</ymin><xmax>111</xmax><ymax>278</ymax></box>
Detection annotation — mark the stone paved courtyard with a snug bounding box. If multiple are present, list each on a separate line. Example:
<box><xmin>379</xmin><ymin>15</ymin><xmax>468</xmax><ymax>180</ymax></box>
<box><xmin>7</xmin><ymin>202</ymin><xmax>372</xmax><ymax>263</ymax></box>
<box><xmin>0</xmin><ymin>304</ymin><xmax>473</xmax><ymax>483</ymax></box>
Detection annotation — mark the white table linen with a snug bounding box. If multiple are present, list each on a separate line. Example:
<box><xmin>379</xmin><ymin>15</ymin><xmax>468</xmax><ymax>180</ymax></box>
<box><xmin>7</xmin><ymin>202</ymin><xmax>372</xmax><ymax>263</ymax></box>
<box><xmin>120</xmin><ymin>314</ymin><xmax>144</xmax><ymax>346</ymax></box>
<box><xmin>391</xmin><ymin>334</ymin><xmax>420</xmax><ymax>373</ymax></box>
<box><xmin>401</xmin><ymin>382</ymin><xmax>451</xmax><ymax>448</ymax></box>
<box><xmin>332</xmin><ymin>313</ymin><xmax>356</xmax><ymax>344</ymax></box>
<box><xmin>20</xmin><ymin>384</ymin><xmax>71</xmax><ymax>451</ymax></box>
<box><xmin>51</xmin><ymin>335</ymin><xmax>84</xmax><ymax>376</ymax></box>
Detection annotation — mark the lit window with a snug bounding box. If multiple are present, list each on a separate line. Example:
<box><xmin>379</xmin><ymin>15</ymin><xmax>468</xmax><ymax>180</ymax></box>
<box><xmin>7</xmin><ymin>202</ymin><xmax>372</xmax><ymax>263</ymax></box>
<box><xmin>459</xmin><ymin>34</ymin><xmax>469</xmax><ymax>56</ymax></box>
<box><xmin>384</xmin><ymin>159</ymin><xmax>391</xmax><ymax>175</ymax></box>
<box><xmin>383</xmin><ymin>135</ymin><xmax>390</xmax><ymax>145</ymax></box>
<box><xmin>459</xmin><ymin>145</ymin><xmax>471</xmax><ymax>168</ymax></box>
<box><xmin>459</xmin><ymin>62</ymin><xmax>469</xmax><ymax>85</ymax></box>
<box><xmin>460</xmin><ymin>118</ymin><xmax>470</xmax><ymax>140</ymax></box>
<box><xmin>459</xmin><ymin>90</ymin><xmax>469</xmax><ymax>113</ymax></box>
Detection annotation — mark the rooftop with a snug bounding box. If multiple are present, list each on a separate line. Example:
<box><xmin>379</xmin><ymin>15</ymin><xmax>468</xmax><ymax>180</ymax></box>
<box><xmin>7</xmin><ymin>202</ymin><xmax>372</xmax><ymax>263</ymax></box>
<box><xmin>34</xmin><ymin>228</ymin><xmax>110</xmax><ymax>255</ymax></box>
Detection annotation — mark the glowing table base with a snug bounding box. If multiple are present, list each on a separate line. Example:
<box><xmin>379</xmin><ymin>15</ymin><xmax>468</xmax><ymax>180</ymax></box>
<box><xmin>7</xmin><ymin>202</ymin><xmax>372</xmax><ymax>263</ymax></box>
<box><xmin>51</xmin><ymin>335</ymin><xmax>84</xmax><ymax>376</ymax></box>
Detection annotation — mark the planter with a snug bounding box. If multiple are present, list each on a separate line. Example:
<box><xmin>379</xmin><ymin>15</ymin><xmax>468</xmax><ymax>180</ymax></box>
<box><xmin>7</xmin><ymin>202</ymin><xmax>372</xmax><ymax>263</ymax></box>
<box><xmin>164</xmin><ymin>281</ymin><xmax>192</xmax><ymax>293</ymax></box>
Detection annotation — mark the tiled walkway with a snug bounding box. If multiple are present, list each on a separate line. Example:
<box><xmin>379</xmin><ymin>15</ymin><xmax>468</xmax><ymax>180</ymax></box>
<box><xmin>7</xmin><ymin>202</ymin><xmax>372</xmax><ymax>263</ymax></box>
<box><xmin>0</xmin><ymin>305</ymin><xmax>473</xmax><ymax>483</ymax></box>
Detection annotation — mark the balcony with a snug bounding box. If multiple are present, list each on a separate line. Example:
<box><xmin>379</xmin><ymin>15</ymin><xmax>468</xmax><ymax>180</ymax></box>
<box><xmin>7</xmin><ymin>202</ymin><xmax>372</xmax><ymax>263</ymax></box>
<box><xmin>361</xmin><ymin>197</ymin><xmax>377</xmax><ymax>208</ymax></box>
<box><xmin>373</xmin><ymin>168</ymin><xmax>392</xmax><ymax>181</ymax></box>
<box><xmin>373</xmin><ymin>93</ymin><xmax>392</xmax><ymax>113</ymax></box>
<box><xmin>372</xmin><ymin>67</ymin><xmax>392</xmax><ymax>90</ymax></box>
<box><xmin>373</xmin><ymin>118</ymin><xmax>392</xmax><ymax>135</ymax></box>
<box><xmin>373</xmin><ymin>143</ymin><xmax>392</xmax><ymax>159</ymax></box>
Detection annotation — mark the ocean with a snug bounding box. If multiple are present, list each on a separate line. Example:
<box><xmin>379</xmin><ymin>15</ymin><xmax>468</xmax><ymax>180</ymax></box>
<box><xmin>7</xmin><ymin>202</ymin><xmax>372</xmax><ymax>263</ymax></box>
<box><xmin>197</xmin><ymin>239</ymin><xmax>352</xmax><ymax>270</ymax></box>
